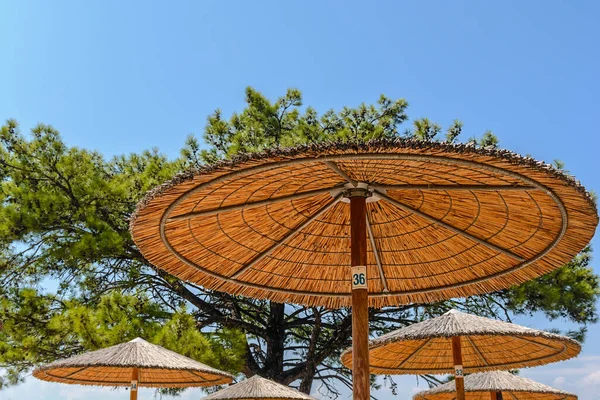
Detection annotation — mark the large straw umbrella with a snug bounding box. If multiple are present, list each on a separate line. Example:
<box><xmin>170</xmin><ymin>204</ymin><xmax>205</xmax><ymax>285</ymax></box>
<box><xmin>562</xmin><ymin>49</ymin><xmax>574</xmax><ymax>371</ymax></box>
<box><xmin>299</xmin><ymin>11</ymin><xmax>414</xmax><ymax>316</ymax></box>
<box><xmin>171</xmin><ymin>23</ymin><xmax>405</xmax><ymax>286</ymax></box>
<box><xmin>130</xmin><ymin>140</ymin><xmax>598</xmax><ymax>400</ymax></box>
<box><xmin>340</xmin><ymin>309</ymin><xmax>581</xmax><ymax>400</ymax></box>
<box><xmin>200</xmin><ymin>375</ymin><xmax>316</xmax><ymax>400</ymax></box>
<box><xmin>33</xmin><ymin>337</ymin><xmax>233</xmax><ymax>400</ymax></box>
<box><xmin>414</xmin><ymin>370</ymin><xmax>577</xmax><ymax>400</ymax></box>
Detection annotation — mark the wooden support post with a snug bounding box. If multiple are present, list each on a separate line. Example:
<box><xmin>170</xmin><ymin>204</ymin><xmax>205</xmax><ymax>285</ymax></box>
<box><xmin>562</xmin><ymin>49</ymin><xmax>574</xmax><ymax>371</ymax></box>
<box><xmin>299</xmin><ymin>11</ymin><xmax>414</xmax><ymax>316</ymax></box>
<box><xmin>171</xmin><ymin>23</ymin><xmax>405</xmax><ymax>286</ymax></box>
<box><xmin>490</xmin><ymin>391</ymin><xmax>503</xmax><ymax>400</ymax></box>
<box><xmin>452</xmin><ymin>337</ymin><xmax>465</xmax><ymax>400</ymax></box>
<box><xmin>130</xmin><ymin>367</ymin><xmax>139</xmax><ymax>400</ymax></box>
<box><xmin>350</xmin><ymin>195</ymin><xmax>369</xmax><ymax>400</ymax></box>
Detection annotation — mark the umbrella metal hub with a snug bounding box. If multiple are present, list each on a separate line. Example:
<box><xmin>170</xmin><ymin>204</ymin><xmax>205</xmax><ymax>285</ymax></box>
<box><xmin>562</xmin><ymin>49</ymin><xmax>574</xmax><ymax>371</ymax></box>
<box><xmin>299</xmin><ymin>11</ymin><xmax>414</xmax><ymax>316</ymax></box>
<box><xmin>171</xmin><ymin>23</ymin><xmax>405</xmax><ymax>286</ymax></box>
<box><xmin>334</xmin><ymin>182</ymin><xmax>386</xmax><ymax>203</ymax></box>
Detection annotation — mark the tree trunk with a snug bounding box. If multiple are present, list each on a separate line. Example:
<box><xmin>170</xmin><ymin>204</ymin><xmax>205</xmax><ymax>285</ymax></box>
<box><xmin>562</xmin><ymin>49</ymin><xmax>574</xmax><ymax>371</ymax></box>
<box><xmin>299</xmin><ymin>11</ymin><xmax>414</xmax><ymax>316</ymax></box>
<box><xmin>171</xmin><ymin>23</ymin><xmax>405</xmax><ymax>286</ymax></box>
<box><xmin>298</xmin><ymin>373</ymin><xmax>314</xmax><ymax>394</ymax></box>
<box><xmin>264</xmin><ymin>301</ymin><xmax>286</xmax><ymax>379</ymax></box>
<box><xmin>298</xmin><ymin>308</ymin><xmax>322</xmax><ymax>394</ymax></box>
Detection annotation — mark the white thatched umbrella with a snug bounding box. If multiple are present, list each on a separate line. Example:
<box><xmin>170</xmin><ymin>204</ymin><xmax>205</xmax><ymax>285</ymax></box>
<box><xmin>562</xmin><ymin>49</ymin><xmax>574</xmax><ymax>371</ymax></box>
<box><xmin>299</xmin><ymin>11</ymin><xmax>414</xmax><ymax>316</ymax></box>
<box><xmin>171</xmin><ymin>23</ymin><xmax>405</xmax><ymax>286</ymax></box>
<box><xmin>201</xmin><ymin>375</ymin><xmax>316</xmax><ymax>400</ymax></box>
<box><xmin>341</xmin><ymin>310</ymin><xmax>580</xmax><ymax>400</ymax></box>
<box><xmin>414</xmin><ymin>371</ymin><xmax>576</xmax><ymax>400</ymax></box>
<box><xmin>33</xmin><ymin>338</ymin><xmax>233</xmax><ymax>400</ymax></box>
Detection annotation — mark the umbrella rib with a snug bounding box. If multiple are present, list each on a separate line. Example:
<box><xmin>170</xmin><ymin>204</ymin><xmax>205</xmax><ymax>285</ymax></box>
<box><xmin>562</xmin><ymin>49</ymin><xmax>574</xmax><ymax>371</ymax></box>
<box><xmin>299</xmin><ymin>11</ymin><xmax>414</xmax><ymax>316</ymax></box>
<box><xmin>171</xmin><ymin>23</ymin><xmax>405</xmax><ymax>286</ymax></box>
<box><xmin>371</xmin><ymin>184</ymin><xmax>536</xmax><ymax>191</ymax></box>
<box><xmin>231</xmin><ymin>193</ymin><xmax>343</xmax><ymax>279</ymax></box>
<box><xmin>373</xmin><ymin>190</ymin><xmax>526</xmax><ymax>262</ymax></box>
<box><xmin>396</xmin><ymin>338</ymin><xmax>434</xmax><ymax>368</ymax></box>
<box><xmin>514</xmin><ymin>335</ymin><xmax>563</xmax><ymax>351</ymax></box>
<box><xmin>190</xmin><ymin>371</ymin><xmax>222</xmax><ymax>382</ymax></box>
<box><xmin>167</xmin><ymin>186</ymin><xmax>343</xmax><ymax>221</ymax></box>
<box><xmin>366</xmin><ymin>213</ymin><xmax>388</xmax><ymax>292</ymax></box>
<box><xmin>54</xmin><ymin>366</ymin><xmax>88</xmax><ymax>379</ymax></box>
<box><xmin>465</xmin><ymin>336</ymin><xmax>489</xmax><ymax>366</ymax></box>
<box><xmin>324</xmin><ymin>161</ymin><xmax>358</xmax><ymax>186</ymax></box>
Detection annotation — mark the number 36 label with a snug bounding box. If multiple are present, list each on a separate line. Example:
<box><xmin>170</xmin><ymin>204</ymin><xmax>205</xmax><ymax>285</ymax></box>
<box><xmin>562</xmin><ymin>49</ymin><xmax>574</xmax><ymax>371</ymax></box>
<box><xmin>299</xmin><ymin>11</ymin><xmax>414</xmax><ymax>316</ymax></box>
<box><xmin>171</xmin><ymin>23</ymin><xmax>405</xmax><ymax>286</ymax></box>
<box><xmin>351</xmin><ymin>266</ymin><xmax>367</xmax><ymax>289</ymax></box>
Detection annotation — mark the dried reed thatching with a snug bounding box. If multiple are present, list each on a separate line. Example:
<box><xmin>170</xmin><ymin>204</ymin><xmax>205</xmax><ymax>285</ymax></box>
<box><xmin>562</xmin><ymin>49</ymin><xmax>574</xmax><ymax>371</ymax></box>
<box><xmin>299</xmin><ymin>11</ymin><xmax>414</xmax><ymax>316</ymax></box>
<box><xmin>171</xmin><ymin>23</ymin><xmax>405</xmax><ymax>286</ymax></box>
<box><xmin>33</xmin><ymin>338</ymin><xmax>233</xmax><ymax>388</ymax></box>
<box><xmin>340</xmin><ymin>310</ymin><xmax>581</xmax><ymax>374</ymax></box>
<box><xmin>413</xmin><ymin>370</ymin><xmax>576</xmax><ymax>400</ymax></box>
<box><xmin>201</xmin><ymin>375</ymin><xmax>316</xmax><ymax>400</ymax></box>
<box><xmin>130</xmin><ymin>139</ymin><xmax>598</xmax><ymax>308</ymax></box>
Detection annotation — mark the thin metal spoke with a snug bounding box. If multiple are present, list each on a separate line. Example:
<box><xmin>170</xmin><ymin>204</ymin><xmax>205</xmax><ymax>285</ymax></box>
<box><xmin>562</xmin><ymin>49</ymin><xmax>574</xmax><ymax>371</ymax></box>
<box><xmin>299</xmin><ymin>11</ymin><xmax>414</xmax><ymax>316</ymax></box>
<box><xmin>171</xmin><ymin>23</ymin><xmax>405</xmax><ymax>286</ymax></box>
<box><xmin>397</xmin><ymin>338</ymin><xmax>434</xmax><ymax>368</ymax></box>
<box><xmin>371</xmin><ymin>184</ymin><xmax>536</xmax><ymax>192</ymax></box>
<box><xmin>190</xmin><ymin>371</ymin><xmax>223</xmax><ymax>382</ymax></box>
<box><xmin>62</xmin><ymin>366</ymin><xmax>87</xmax><ymax>379</ymax></box>
<box><xmin>324</xmin><ymin>161</ymin><xmax>358</xmax><ymax>186</ymax></box>
<box><xmin>168</xmin><ymin>186</ymin><xmax>342</xmax><ymax>221</ymax></box>
<box><xmin>374</xmin><ymin>190</ymin><xmax>526</xmax><ymax>262</ymax></box>
<box><xmin>366</xmin><ymin>213</ymin><xmax>388</xmax><ymax>292</ymax></box>
<box><xmin>232</xmin><ymin>194</ymin><xmax>343</xmax><ymax>279</ymax></box>
<box><xmin>514</xmin><ymin>335</ymin><xmax>563</xmax><ymax>351</ymax></box>
<box><xmin>466</xmin><ymin>336</ymin><xmax>489</xmax><ymax>366</ymax></box>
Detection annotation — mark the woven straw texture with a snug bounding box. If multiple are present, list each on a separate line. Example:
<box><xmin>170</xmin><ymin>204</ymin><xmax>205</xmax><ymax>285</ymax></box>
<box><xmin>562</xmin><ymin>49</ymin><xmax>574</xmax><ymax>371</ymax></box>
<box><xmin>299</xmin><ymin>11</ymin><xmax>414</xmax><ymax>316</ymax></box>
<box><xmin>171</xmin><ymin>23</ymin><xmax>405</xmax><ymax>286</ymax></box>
<box><xmin>130</xmin><ymin>139</ymin><xmax>598</xmax><ymax>308</ymax></box>
<box><xmin>414</xmin><ymin>371</ymin><xmax>576</xmax><ymax>400</ymax></box>
<box><xmin>33</xmin><ymin>338</ymin><xmax>233</xmax><ymax>388</ymax></box>
<box><xmin>201</xmin><ymin>376</ymin><xmax>315</xmax><ymax>400</ymax></box>
<box><xmin>340</xmin><ymin>310</ymin><xmax>580</xmax><ymax>374</ymax></box>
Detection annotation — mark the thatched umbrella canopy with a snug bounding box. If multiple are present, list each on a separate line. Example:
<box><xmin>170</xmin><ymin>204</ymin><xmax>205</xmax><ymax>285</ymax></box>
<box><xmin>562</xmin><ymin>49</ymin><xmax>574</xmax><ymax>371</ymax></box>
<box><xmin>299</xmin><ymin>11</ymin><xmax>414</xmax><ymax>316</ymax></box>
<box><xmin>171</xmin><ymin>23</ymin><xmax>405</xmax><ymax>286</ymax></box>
<box><xmin>340</xmin><ymin>309</ymin><xmax>581</xmax><ymax>374</ymax></box>
<box><xmin>201</xmin><ymin>375</ymin><xmax>316</xmax><ymax>400</ymax></box>
<box><xmin>341</xmin><ymin>309</ymin><xmax>580</xmax><ymax>400</ymax></box>
<box><xmin>33</xmin><ymin>338</ymin><xmax>233</xmax><ymax>400</ymax></box>
<box><xmin>130</xmin><ymin>139</ymin><xmax>598</xmax><ymax>400</ymax></box>
<box><xmin>414</xmin><ymin>371</ymin><xmax>577</xmax><ymax>400</ymax></box>
<box><xmin>130</xmin><ymin>140</ymin><xmax>597</xmax><ymax>308</ymax></box>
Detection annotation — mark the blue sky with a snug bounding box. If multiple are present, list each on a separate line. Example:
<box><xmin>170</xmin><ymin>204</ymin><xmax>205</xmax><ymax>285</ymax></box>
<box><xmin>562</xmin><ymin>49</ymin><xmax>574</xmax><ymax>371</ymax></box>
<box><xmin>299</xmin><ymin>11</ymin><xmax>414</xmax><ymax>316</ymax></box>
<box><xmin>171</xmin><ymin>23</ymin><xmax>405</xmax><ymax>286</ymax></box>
<box><xmin>1</xmin><ymin>0</ymin><xmax>600</xmax><ymax>399</ymax></box>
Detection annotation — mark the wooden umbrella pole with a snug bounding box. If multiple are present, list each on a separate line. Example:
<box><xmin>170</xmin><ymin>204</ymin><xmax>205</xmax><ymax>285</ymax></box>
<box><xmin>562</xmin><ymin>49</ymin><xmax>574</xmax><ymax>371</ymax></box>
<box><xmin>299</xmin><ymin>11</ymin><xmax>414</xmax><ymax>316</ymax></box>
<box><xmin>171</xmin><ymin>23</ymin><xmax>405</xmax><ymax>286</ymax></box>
<box><xmin>350</xmin><ymin>193</ymin><xmax>369</xmax><ymax>400</ymax></box>
<box><xmin>130</xmin><ymin>367</ymin><xmax>139</xmax><ymax>400</ymax></box>
<box><xmin>490</xmin><ymin>391</ymin><xmax>503</xmax><ymax>400</ymax></box>
<box><xmin>452</xmin><ymin>337</ymin><xmax>465</xmax><ymax>400</ymax></box>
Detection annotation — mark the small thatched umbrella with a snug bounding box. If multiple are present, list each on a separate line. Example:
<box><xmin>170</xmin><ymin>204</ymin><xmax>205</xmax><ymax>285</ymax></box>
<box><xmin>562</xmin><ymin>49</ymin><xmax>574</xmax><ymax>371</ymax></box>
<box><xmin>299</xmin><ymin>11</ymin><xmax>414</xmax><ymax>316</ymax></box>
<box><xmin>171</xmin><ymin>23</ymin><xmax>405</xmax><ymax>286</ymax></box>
<box><xmin>413</xmin><ymin>371</ymin><xmax>577</xmax><ymax>400</ymax></box>
<box><xmin>201</xmin><ymin>375</ymin><xmax>316</xmax><ymax>400</ymax></box>
<box><xmin>33</xmin><ymin>338</ymin><xmax>233</xmax><ymax>400</ymax></box>
<box><xmin>130</xmin><ymin>140</ymin><xmax>598</xmax><ymax>400</ymax></box>
<box><xmin>341</xmin><ymin>310</ymin><xmax>580</xmax><ymax>400</ymax></box>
